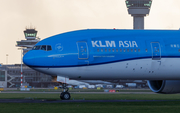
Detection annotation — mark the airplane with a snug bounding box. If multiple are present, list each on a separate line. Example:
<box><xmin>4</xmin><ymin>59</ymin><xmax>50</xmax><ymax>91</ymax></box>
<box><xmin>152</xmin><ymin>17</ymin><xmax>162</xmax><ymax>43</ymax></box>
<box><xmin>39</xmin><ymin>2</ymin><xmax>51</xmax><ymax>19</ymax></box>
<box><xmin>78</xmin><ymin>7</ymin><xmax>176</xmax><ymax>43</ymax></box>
<box><xmin>23</xmin><ymin>29</ymin><xmax>180</xmax><ymax>100</ymax></box>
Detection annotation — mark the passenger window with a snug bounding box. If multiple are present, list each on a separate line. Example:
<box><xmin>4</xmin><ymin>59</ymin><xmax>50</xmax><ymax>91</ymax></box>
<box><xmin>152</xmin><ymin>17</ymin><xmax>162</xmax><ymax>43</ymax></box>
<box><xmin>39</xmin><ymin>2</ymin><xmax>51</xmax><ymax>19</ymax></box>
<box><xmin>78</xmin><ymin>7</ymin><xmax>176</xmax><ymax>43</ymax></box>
<box><xmin>124</xmin><ymin>49</ymin><xmax>126</xmax><ymax>52</ymax></box>
<box><xmin>127</xmin><ymin>49</ymin><xmax>129</xmax><ymax>52</ymax></box>
<box><xmin>145</xmin><ymin>49</ymin><xmax>148</xmax><ymax>52</ymax></box>
<box><xmin>109</xmin><ymin>49</ymin><xmax>111</xmax><ymax>52</ymax></box>
<box><xmin>32</xmin><ymin>46</ymin><xmax>41</xmax><ymax>50</ymax></box>
<box><xmin>131</xmin><ymin>49</ymin><xmax>133</xmax><ymax>52</ymax></box>
<box><xmin>97</xmin><ymin>48</ymin><xmax>99</xmax><ymax>52</ymax></box>
<box><xmin>134</xmin><ymin>49</ymin><xmax>137</xmax><ymax>52</ymax></box>
<box><xmin>138</xmin><ymin>49</ymin><xmax>140</xmax><ymax>52</ymax></box>
<box><xmin>112</xmin><ymin>49</ymin><xmax>115</xmax><ymax>52</ymax></box>
<box><xmin>120</xmin><ymin>49</ymin><xmax>122</xmax><ymax>52</ymax></box>
<box><xmin>47</xmin><ymin>45</ymin><xmax>52</xmax><ymax>51</ymax></box>
<box><xmin>101</xmin><ymin>49</ymin><xmax>103</xmax><ymax>52</ymax></box>
<box><xmin>179</xmin><ymin>49</ymin><xmax>180</xmax><ymax>52</ymax></box>
<box><xmin>41</xmin><ymin>45</ymin><xmax>46</xmax><ymax>51</ymax></box>
<box><xmin>105</xmin><ymin>48</ymin><xmax>107</xmax><ymax>52</ymax></box>
<box><xmin>116</xmin><ymin>49</ymin><xmax>118</xmax><ymax>52</ymax></box>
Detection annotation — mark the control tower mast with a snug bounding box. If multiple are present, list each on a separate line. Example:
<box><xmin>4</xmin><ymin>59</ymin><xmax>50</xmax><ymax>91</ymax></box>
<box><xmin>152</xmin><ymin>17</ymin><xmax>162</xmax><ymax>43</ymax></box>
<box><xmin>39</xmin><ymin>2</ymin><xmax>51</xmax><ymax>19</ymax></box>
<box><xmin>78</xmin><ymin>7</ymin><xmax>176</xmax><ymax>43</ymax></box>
<box><xmin>125</xmin><ymin>0</ymin><xmax>152</xmax><ymax>29</ymax></box>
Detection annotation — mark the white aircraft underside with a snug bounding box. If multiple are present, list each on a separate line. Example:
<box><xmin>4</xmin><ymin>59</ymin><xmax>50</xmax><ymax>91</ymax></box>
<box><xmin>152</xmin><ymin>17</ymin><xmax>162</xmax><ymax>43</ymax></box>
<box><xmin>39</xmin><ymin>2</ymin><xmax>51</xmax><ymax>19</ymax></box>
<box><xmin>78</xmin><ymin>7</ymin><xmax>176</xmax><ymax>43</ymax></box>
<box><xmin>34</xmin><ymin>58</ymin><xmax>180</xmax><ymax>80</ymax></box>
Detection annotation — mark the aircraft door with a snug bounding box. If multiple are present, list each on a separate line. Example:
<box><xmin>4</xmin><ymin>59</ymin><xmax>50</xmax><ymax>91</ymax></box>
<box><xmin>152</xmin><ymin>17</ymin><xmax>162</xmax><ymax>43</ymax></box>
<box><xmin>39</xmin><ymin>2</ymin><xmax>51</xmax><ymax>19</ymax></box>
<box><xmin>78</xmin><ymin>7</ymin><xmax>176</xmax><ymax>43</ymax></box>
<box><xmin>151</xmin><ymin>42</ymin><xmax>161</xmax><ymax>60</ymax></box>
<box><xmin>77</xmin><ymin>42</ymin><xmax>89</xmax><ymax>59</ymax></box>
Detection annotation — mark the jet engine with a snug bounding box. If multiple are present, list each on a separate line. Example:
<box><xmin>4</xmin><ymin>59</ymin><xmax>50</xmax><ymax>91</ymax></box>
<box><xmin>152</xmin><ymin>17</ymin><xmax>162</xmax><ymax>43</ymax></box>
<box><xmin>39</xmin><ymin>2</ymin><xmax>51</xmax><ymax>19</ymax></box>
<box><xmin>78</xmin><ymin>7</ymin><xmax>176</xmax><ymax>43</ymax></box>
<box><xmin>148</xmin><ymin>80</ymin><xmax>180</xmax><ymax>94</ymax></box>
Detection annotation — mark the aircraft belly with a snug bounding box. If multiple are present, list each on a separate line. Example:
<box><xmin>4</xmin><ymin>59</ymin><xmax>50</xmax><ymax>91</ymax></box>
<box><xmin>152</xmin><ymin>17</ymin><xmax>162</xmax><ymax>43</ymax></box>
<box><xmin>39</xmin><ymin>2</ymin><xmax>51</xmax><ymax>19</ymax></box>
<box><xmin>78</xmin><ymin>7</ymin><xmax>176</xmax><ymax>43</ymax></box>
<box><xmin>35</xmin><ymin>58</ymin><xmax>180</xmax><ymax>80</ymax></box>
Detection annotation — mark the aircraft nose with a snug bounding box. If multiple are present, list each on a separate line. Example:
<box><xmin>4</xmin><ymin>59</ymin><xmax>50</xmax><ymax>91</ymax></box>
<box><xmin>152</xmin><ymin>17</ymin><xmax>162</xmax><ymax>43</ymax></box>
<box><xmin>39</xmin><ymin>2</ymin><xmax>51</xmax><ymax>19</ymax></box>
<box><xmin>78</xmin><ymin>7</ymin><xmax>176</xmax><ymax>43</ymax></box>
<box><xmin>23</xmin><ymin>51</ymin><xmax>34</xmax><ymax>66</ymax></box>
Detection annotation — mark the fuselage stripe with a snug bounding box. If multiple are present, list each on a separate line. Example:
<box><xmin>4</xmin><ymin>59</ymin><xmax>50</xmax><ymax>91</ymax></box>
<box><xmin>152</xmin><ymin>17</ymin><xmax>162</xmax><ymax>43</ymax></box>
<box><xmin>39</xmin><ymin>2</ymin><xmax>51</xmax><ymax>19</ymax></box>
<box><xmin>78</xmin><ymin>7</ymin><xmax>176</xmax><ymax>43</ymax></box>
<box><xmin>28</xmin><ymin>56</ymin><xmax>180</xmax><ymax>68</ymax></box>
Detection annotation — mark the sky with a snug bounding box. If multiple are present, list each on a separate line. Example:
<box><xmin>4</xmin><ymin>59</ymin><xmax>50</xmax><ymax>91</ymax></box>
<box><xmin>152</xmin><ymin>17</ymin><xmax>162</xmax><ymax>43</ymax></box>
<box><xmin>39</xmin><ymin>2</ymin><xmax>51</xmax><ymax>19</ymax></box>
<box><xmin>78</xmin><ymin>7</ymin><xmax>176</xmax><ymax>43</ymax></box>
<box><xmin>0</xmin><ymin>0</ymin><xmax>180</xmax><ymax>64</ymax></box>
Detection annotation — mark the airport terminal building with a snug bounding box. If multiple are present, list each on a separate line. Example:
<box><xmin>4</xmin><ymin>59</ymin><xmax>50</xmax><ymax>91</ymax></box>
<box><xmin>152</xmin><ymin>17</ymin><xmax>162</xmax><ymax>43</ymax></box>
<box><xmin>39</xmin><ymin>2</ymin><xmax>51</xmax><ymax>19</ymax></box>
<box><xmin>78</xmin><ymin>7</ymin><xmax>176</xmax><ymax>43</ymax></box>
<box><xmin>0</xmin><ymin>64</ymin><xmax>59</xmax><ymax>88</ymax></box>
<box><xmin>0</xmin><ymin>67</ymin><xmax>7</xmax><ymax>88</ymax></box>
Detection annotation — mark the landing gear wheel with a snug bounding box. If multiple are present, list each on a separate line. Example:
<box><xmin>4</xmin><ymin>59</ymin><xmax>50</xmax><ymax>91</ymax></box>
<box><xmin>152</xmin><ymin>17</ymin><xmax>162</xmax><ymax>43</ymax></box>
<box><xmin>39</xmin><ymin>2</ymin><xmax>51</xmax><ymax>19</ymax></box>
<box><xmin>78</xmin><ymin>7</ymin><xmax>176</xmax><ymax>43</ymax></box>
<box><xmin>60</xmin><ymin>92</ymin><xmax>71</xmax><ymax>100</ymax></box>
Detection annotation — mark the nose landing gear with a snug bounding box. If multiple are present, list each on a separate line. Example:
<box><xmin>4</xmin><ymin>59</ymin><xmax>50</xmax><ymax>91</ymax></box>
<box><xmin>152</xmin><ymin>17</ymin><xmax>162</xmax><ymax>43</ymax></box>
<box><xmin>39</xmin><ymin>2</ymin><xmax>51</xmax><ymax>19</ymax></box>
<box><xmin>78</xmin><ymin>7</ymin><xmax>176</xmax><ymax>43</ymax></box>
<box><xmin>60</xmin><ymin>92</ymin><xmax>71</xmax><ymax>100</ymax></box>
<box><xmin>60</xmin><ymin>83</ymin><xmax>71</xmax><ymax>100</ymax></box>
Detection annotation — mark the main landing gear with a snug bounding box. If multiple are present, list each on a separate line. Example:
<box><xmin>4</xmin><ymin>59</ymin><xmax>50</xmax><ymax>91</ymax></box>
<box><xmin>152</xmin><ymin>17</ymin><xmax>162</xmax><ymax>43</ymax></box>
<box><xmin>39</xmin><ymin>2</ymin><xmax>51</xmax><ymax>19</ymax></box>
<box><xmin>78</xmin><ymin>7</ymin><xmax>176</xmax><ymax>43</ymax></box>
<box><xmin>60</xmin><ymin>83</ymin><xmax>71</xmax><ymax>100</ymax></box>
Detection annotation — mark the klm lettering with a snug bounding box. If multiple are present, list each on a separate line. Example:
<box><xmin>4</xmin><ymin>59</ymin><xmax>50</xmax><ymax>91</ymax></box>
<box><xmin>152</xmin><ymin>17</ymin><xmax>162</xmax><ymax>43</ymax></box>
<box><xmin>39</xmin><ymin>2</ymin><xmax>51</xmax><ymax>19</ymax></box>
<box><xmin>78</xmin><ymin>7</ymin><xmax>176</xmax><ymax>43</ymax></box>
<box><xmin>91</xmin><ymin>41</ymin><xmax>138</xmax><ymax>48</ymax></box>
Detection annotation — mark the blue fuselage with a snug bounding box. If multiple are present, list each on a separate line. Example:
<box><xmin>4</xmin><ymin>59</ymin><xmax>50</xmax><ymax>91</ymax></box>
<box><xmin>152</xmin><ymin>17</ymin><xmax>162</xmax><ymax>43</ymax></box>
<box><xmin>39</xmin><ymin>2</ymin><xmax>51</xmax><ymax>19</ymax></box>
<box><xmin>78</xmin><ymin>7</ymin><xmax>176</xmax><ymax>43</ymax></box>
<box><xmin>24</xmin><ymin>29</ymin><xmax>180</xmax><ymax>67</ymax></box>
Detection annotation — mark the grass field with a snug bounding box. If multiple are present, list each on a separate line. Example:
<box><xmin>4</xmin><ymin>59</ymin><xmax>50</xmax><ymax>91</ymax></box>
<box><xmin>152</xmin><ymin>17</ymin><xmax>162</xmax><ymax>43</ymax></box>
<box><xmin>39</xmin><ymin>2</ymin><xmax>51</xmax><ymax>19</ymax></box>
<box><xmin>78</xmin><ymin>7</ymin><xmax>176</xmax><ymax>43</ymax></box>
<box><xmin>0</xmin><ymin>93</ymin><xmax>180</xmax><ymax>113</ymax></box>
<box><xmin>1</xmin><ymin>101</ymin><xmax>180</xmax><ymax>113</ymax></box>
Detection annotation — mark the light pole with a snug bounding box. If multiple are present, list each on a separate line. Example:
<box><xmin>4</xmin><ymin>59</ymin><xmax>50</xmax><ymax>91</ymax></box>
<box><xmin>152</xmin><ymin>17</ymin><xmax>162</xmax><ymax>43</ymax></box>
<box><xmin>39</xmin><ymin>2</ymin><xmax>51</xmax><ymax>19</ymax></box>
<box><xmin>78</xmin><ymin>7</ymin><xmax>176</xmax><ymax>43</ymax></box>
<box><xmin>18</xmin><ymin>48</ymin><xmax>23</xmax><ymax>87</ymax></box>
<box><xmin>6</xmin><ymin>54</ymin><xmax>8</xmax><ymax>64</ymax></box>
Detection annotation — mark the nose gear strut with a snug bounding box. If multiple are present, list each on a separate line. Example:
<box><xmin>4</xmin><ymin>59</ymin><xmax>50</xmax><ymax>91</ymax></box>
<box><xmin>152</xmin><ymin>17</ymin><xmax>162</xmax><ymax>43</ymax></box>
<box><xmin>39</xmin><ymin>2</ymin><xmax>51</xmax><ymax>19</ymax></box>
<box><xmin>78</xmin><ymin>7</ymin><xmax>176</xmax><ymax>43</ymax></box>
<box><xmin>60</xmin><ymin>83</ymin><xmax>71</xmax><ymax>100</ymax></box>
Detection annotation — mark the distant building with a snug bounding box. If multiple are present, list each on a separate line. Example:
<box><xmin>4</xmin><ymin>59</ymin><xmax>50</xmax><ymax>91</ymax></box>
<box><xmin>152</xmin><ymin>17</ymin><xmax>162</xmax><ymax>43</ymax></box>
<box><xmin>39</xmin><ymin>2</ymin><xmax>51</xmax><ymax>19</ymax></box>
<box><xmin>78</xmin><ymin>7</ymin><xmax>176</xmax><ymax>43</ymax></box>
<box><xmin>0</xmin><ymin>64</ymin><xmax>59</xmax><ymax>88</ymax></box>
<box><xmin>0</xmin><ymin>70</ymin><xmax>7</xmax><ymax>88</ymax></box>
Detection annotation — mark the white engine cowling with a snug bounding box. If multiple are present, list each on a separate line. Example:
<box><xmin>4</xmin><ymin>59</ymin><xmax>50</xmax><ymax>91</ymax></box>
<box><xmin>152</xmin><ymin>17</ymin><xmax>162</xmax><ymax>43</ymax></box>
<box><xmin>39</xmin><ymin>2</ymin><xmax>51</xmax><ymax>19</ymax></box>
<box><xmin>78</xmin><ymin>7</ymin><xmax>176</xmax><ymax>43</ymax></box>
<box><xmin>148</xmin><ymin>80</ymin><xmax>180</xmax><ymax>94</ymax></box>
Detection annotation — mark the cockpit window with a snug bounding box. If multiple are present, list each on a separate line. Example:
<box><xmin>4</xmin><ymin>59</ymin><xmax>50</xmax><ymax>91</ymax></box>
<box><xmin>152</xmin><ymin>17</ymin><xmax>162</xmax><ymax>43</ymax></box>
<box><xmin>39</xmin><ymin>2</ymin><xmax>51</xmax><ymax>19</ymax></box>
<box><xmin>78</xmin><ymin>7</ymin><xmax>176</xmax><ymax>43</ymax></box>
<box><xmin>47</xmin><ymin>45</ymin><xmax>52</xmax><ymax>51</ymax></box>
<box><xmin>41</xmin><ymin>45</ymin><xmax>46</xmax><ymax>51</ymax></box>
<box><xmin>32</xmin><ymin>46</ymin><xmax>41</xmax><ymax>50</ymax></box>
<box><xmin>32</xmin><ymin>45</ymin><xmax>52</xmax><ymax>51</ymax></box>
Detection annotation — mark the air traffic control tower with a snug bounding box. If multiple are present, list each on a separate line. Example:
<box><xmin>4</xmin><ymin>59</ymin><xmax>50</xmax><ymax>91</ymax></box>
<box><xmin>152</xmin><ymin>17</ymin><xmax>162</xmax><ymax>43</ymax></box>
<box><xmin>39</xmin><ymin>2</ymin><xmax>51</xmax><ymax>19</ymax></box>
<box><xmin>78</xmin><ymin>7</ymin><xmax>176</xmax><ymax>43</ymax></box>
<box><xmin>16</xmin><ymin>28</ymin><xmax>40</xmax><ymax>55</ymax></box>
<box><xmin>125</xmin><ymin>0</ymin><xmax>152</xmax><ymax>29</ymax></box>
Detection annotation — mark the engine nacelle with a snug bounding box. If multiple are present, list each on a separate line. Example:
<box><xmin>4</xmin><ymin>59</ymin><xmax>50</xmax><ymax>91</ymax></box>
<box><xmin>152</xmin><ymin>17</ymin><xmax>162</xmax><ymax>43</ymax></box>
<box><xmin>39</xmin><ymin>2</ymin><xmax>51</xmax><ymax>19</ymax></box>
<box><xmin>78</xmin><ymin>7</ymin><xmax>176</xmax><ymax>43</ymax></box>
<box><xmin>148</xmin><ymin>80</ymin><xmax>180</xmax><ymax>94</ymax></box>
